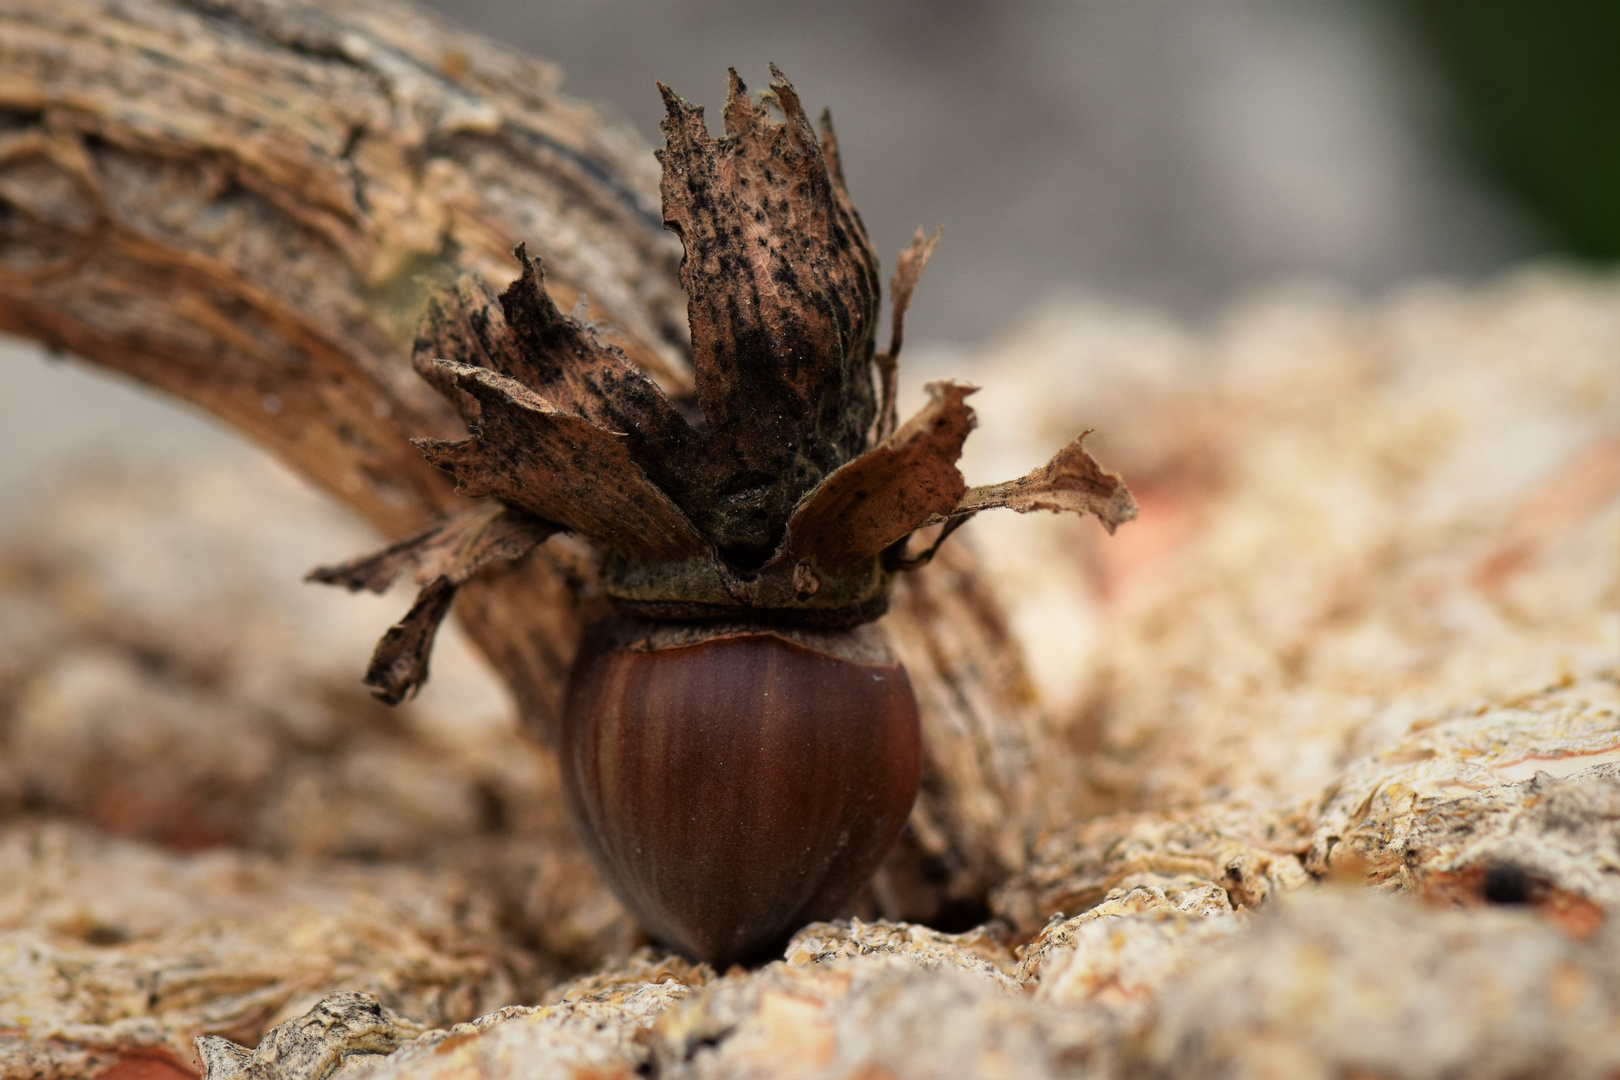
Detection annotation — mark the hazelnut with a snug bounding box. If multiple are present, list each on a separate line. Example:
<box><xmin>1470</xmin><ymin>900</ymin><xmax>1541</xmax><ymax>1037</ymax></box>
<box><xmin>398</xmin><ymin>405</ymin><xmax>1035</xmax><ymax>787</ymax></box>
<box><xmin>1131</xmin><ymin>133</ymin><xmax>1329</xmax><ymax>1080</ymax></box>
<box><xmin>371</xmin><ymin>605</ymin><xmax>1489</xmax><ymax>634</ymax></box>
<box><xmin>561</xmin><ymin>621</ymin><xmax>919</xmax><ymax>964</ymax></box>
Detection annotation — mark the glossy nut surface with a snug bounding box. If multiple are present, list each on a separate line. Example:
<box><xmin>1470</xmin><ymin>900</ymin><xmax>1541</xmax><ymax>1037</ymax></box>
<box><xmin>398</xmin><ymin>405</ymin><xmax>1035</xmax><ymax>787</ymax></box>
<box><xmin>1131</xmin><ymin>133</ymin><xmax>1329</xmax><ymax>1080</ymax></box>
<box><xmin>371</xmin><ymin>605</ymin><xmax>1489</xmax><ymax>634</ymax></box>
<box><xmin>559</xmin><ymin>626</ymin><xmax>922</xmax><ymax>965</ymax></box>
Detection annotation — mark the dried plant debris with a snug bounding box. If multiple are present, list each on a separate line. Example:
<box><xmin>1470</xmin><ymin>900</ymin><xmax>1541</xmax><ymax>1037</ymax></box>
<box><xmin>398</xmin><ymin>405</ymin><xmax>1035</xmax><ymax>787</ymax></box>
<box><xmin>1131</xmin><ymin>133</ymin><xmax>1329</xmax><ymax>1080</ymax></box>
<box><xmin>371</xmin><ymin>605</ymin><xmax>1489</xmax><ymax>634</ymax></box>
<box><xmin>316</xmin><ymin>67</ymin><xmax>1134</xmax><ymax>701</ymax></box>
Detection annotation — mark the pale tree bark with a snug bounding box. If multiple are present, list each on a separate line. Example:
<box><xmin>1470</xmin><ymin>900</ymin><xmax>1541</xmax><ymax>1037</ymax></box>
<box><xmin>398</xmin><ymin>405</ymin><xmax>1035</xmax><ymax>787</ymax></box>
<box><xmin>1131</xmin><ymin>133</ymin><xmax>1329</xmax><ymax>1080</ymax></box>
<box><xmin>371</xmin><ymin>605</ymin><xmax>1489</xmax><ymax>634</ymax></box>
<box><xmin>0</xmin><ymin>0</ymin><xmax>1057</xmax><ymax>923</ymax></box>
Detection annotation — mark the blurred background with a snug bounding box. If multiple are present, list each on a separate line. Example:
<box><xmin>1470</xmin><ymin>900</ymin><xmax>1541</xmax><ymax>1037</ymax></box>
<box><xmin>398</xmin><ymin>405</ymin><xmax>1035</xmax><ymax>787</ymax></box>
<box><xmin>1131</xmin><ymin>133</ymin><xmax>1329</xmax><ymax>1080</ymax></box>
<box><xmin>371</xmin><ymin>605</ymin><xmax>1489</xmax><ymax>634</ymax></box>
<box><xmin>2</xmin><ymin>0</ymin><xmax>1615</xmax><ymax>524</ymax></box>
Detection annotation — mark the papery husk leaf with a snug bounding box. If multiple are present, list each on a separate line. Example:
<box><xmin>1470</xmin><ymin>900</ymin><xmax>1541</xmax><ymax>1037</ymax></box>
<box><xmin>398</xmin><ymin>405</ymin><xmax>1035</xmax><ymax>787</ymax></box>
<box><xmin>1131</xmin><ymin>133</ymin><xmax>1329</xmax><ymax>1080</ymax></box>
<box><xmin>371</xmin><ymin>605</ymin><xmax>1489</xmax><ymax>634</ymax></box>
<box><xmin>310</xmin><ymin>527</ymin><xmax>441</xmax><ymax>595</ymax></box>
<box><xmin>414</xmin><ymin>360</ymin><xmax>708</xmax><ymax>561</ymax></box>
<box><xmin>780</xmin><ymin>381</ymin><xmax>977</xmax><ymax>568</ymax></box>
<box><xmin>308</xmin><ymin>503</ymin><xmax>558</xmax><ymax>594</ymax></box>
<box><xmin>955</xmin><ymin>433</ymin><xmax>1139</xmax><ymax>533</ymax></box>
<box><xmin>364</xmin><ymin>577</ymin><xmax>459</xmax><ymax>705</ymax></box>
<box><xmin>815</xmin><ymin>107</ymin><xmax>853</xmax><ymax>208</ymax></box>
<box><xmin>414</xmin><ymin>252</ymin><xmax>713</xmax><ymax>509</ymax></box>
<box><xmin>875</xmin><ymin>226</ymin><xmax>943</xmax><ymax>442</ymax></box>
<box><xmin>493</xmin><ymin>248</ymin><xmax>700</xmax><ymax>453</ymax></box>
<box><xmin>413</xmin><ymin>274</ymin><xmax>519</xmax><ymax>423</ymax></box>
<box><xmin>657</xmin><ymin>66</ymin><xmax>881</xmax><ymax>562</ymax></box>
<box><xmin>308</xmin><ymin>504</ymin><xmax>561</xmax><ymax>704</ymax></box>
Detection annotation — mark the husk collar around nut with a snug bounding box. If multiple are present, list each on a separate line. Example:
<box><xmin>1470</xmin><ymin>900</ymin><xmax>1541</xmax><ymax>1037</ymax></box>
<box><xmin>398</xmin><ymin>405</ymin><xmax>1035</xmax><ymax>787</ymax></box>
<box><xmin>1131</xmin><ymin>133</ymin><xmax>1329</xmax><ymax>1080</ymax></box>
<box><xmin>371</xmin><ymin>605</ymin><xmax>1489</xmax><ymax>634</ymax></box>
<box><xmin>312</xmin><ymin>67</ymin><xmax>1138</xmax><ymax>704</ymax></box>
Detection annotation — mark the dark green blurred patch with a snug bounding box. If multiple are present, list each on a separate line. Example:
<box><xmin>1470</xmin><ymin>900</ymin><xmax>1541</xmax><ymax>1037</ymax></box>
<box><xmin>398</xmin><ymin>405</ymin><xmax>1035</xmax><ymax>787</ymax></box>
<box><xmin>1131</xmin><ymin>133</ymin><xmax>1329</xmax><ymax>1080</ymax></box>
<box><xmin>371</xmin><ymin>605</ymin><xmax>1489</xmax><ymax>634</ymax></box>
<box><xmin>1401</xmin><ymin>0</ymin><xmax>1620</xmax><ymax>259</ymax></box>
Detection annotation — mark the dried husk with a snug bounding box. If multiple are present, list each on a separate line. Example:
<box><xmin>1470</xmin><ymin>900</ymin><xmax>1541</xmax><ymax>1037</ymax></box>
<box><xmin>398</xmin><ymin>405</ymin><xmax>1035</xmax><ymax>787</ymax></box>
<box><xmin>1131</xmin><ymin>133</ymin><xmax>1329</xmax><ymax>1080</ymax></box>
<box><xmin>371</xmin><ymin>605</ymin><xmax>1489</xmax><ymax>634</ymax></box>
<box><xmin>322</xmin><ymin>65</ymin><xmax>1136</xmax><ymax>699</ymax></box>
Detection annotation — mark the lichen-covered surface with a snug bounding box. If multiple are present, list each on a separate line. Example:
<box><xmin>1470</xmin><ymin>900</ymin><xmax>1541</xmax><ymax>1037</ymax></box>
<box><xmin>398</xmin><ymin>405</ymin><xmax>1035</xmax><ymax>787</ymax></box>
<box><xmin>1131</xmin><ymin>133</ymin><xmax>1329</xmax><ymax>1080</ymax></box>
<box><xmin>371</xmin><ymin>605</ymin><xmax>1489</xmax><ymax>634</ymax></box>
<box><xmin>3</xmin><ymin>269</ymin><xmax>1618</xmax><ymax>1077</ymax></box>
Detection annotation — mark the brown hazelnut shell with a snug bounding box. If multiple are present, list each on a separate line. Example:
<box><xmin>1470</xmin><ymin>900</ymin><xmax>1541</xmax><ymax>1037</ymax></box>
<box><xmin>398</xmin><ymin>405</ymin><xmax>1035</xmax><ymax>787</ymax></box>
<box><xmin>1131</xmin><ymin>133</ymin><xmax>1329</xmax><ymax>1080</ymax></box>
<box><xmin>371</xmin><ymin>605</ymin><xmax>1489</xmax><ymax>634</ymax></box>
<box><xmin>558</xmin><ymin>620</ymin><xmax>921</xmax><ymax>965</ymax></box>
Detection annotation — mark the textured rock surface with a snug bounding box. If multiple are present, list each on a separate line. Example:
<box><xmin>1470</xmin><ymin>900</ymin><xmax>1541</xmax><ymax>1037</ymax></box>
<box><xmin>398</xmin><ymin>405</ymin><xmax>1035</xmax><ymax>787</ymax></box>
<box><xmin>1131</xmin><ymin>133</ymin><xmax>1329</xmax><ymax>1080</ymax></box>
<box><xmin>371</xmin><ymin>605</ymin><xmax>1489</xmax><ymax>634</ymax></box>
<box><xmin>3</xmin><ymin>266</ymin><xmax>1617</xmax><ymax>1077</ymax></box>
